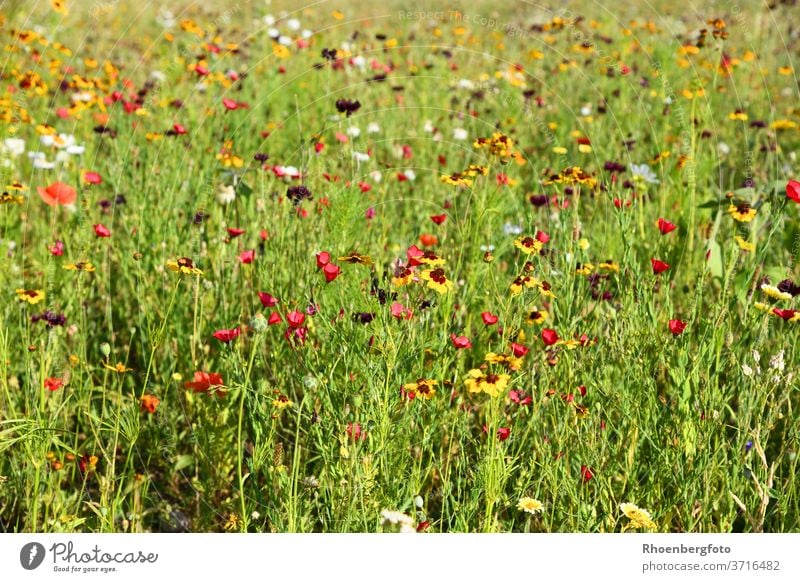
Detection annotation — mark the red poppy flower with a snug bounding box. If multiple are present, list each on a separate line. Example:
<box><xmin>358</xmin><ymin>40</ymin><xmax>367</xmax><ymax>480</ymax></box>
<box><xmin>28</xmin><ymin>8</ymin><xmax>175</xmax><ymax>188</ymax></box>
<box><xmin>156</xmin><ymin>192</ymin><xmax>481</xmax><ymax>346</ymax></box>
<box><xmin>227</xmin><ymin>227</ymin><xmax>245</xmax><ymax>238</ymax></box>
<box><xmin>316</xmin><ymin>251</ymin><xmax>331</xmax><ymax>268</ymax></box>
<box><xmin>267</xmin><ymin>311</ymin><xmax>282</xmax><ymax>325</ymax></box>
<box><xmin>212</xmin><ymin>327</ymin><xmax>240</xmax><ymax>343</ymax></box>
<box><xmin>419</xmin><ymin>233</ymin><xmax>438</xmax><ymax>247</ymax></box>
<box><xmin>577</xmin><ymin>384</ymin><xmax>587</xmax><ymax>396</ymax></box>
<box><xmin>657</xmin><ymin>217</ymin><xmax>677</xmax><ymax>234</ymax></box>
<box><xmin>787</xmin><ymin>180</ymin><xmax>800</xmax><ymax>203</ymax></box>
<box><xmin>93</xmin><ymin>224</ymin><xmax>111</xmax><ymax>238</ymax></box>
<box><xmin>772</xmin><ymin>308</ymin><xmax>797</xmax><ymax>320</ymax></box>
<box><xmin>83</xmin><ymin>171</ymin><xmax>102</xmax><ymax>185</ymax></box>
<box><xmin>49</xmin><ymin>240</ymin><xmax>64</xmax><ymax>256</ymax></box>
<box><xmin>346</xmin><ymin>422</ymin><xmax>367</xmax><ymax>441</ymax></box>
<box><xmin>323</xmin><ymin>262</ymin><xmax>341</xmax><ymax>282</ymax></box>
<box><xmin>238</xmin><ymin>249</ymin><xmax>255</xmax><ymax>264</ymax></box>
<box><xmin>406</xmin><ymin>245</ymin><xmax>425</xmax><ymax>266</ymax></box>
<box><xmin>222</xmin><ymin>97</ymin><xmax>239</xmax><ymax>110</ymax></box>
<box><xmin>391</xmin><ymin>302</ymin><xmax>413</xmax><ymax>320</ymax></box>
<box><xmin>536</xmin><ymin>231</ymin><xmax>550</xmax><ymax>244</ymax></box>
<box><xmin>140</xmin><ymin>394</ymin><xmax>160</xmax><ymax>413</ymax></box>
<box><xmin>651</xmin><ymin>259</ymin><xmax>670</xmax><ymax>275</ymax></box>
<box><xmin>541</xmin><ymin>328</ymin><xmax>560</xmax><ymax>345</ymax></box>
<box><xmin>430</xmin><ymin>214</ymin><xmax>447</xmax><ymax>225</ymax></box>
<box><xmin>287</xmin><ymin>311</ymin><xmax>306</xmax><ymax>329</ymax></box>
<box><xmin>580</xmin><ymin>465</ymin><xmax>594</xmax><ymax>482</ymax></box>
<box><xmin>44</xmin><ymin>377</ymin><xmax>64</xmax><ymax>392</ymax></box>
<box><xmin>416</xmin><ymin>521</ymin><xmax>431</xmax><ymax>533</ymax></box>
<box><xmin>258</xmin><ymin>292</ymin><xmax>279</xmax><ymax>307</ymax></box>
<box><xmin>37</xmin><ymin>182</ymin><xmax>77</xmax><ymax>206</ymax></box>
<box><xmin>497</xmin><ymin>427</ymin><xmax>511</xmax><ymax>441</ymax></box>
<box><xmin>481</xmin><ymin>312</ymin><xmax>498</xmax><ymax>326</ymax></box>
<box><xmin>510</xmin><ymin>342</ymin><xmax>529</xmax><ymax>357</ymax></box>
<box><xmin>172</xmin><ymin>123</ymin><xmax>187</xmax><ymax>135</ymax></box>
<box><xmin>509</xmin><ymin>390</ymin><xmax>532</xmax><ymax>406</ymax></box>
<box><xmin>450</xmin><ymin>334</ymin><xmax>472</xmax><ymax>349</ymax></box>
<box><xmin>668</xmin><ymin>319</ymin><xmax>687</xmax><ymax>336</ymax></box>
<box><xmin>184</xmin><ymin>371</ymin><xmax>225</xmax><ymax>396</ymax></box>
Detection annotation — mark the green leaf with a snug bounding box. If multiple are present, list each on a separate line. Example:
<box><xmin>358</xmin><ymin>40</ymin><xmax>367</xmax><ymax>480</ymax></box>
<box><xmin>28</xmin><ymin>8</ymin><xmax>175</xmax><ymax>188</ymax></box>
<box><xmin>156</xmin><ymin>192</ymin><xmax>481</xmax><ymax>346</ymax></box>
<box><xmin>174</xmin><ymin>454</ymin><xmax>195</xmax><ymax>472</ymax></box>
<box><xmin>235</xmin><ymin>180</ymin><xmax>253</xmax><ymax>197</ymax></box>
<box><xmin>707</xmin><ymin>239</ymin><xmax>723</xmax><ymax>279</ymax></box>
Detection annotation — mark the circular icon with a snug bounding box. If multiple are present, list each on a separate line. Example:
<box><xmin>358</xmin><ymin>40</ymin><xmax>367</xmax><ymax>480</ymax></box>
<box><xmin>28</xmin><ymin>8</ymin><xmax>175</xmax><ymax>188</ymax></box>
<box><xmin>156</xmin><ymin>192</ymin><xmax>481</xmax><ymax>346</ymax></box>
<box><xmin>20</xmin><ymin>542</ymin><xmax>46</xmax><ymax>570</ymax></box>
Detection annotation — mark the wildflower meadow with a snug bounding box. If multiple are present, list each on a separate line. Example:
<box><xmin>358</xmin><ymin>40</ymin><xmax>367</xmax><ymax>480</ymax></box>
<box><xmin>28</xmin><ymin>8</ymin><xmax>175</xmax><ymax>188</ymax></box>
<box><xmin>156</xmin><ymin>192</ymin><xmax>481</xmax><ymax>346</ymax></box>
<box><xmin>1</xmin><ymin>0</ymin><xmax>800</xmax><ymax>534</ymax></box>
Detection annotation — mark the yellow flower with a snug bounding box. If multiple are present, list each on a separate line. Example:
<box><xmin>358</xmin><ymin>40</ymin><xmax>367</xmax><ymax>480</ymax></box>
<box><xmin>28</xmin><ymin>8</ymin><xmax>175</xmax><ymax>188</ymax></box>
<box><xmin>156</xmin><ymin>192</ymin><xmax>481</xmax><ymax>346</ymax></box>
<box><xmin>509</xmin><ymin>275</ymin><xmax>539</xmax><ymax>296</ymax></box>
<box><xmin>51</xmin><ymin>0</ymin><xmax>68</xmax><ymax>15</ymax></box>
<box><xmin>272</xmin><ymin>394</ymin><xmax>293</xmax><ymax>410</ymax></box>
<box><xmin>484</xmin><ymin>352</ymin><xmax>523</xmax><ymax>371</ymax></box>
<box><xmin>420</xmin><ymin>268</ymin><xmax>454</xmax><ymax>294</ymax></box>
<box><xmin>167</xmin><ymin>257</ymin><xmax>203</xmax><ymax>276</ymax></box>
<box><xmin>16</xmin><ymin>288</ymin><xmax>45</xmax><ymax>304</ymax></box>
<box><xmin>526</xmin><ymin>309</ymin><xmax>548</xmax><ymax>325</ymax></box>
<box><xmin>761</xmin><ymin>284</ymin><xmax>792</xmax><ymax>301</ymax></box>
<box><xmin>575</xmin><ymin>263</ymin><xmax>594</xmax><ymax>276</ymax></box>
<box><xmin>402</xmin><ymin>378</ymin><xmax>438</xmax><ymax>400</ymax></box>
<box><xmin>64</xmin><ymin>261</ymin><xmax>95</xmax><ymax>272</ymax></box>
<box><xmin>517</xmin><ymin>497</ymin><xmax>544</xmax><ymax>514</ymax></box>
<box><xmin>103</xmin><ymin>362</ymin><xmax>132</xmax><ymax>373</ymax></box>
<box><xmin>338</xmin><ymin>253</ymin><xmax>372</xmax><ymax>266</ymax></box>
<box><xmin>598</xmin><ymin>260</ymin><xmax>620</xmax><ymax>273</ymax></box>
<box><xmin>440</xmin><ymin>173</ymin><xmax>473</xmax><ymax>187</ymax></box>
<box><xmin>735</xmin><ymin>236</ymin><xmax>754</xmax><ymax>252</ymax></box>
<box><xmin>0</xmin><ymin>191</ymin><xmax>24</xmax><ymax>205</ymax></box>
<box><xmin>463</xmin><ymin>368</ymin><xmax>509</xmax><ymax>398</ymax></box>
<box><xmin>728</xmin><ymin>110</ymin><xmax>748</xmax><ymax>121</ymax></box>
<box><xmin>273</xmin><ymin>44</ymin><xmax>291</xmax><ymax>59</ymax></box>
<box><xmin>727</xmin><ymin>204</ymin><xmax>757</xmax><ymax>223</ymax></box>
<box><xmin>514</xmin><ymin>236</ymin><xmax>544</xmax><ymax>255</ymax></box>
<box><xmin>620</xmin><ymin>502</ymin><xmax>656</xmax><ymax>530</ymax></box>
<box><xmin>391</xmin><ymin>267</ymin><xmax>414</xmax><ymax>287</ymax></box>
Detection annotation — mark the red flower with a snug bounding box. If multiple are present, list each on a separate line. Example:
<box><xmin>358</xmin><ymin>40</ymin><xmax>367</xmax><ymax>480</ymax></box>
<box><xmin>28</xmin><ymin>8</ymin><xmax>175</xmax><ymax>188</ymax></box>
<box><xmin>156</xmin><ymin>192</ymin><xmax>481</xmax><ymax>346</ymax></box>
<box><xmin>287</xmin><ymin>311</ymin><xmax>306</xmax><ymax>329</ymax></box>
<box><xmin>346</xmin><ymin>422</ymin><xmax>367</xmax><ymax>441</ymax></box>
<box><xmin>509</xmin><ymin>390</ymin><xmax>532</xmax><ymax>406</ymax></box>
<box><xmin>450</xmin><ymin>334</ymin><xmax>472</xmax><ymax>349</ymax></box>
<box><xmin>577</xmin><ymin>384</ymin><xmax>587</xmax><ymax>396</ymax></box>
<box><xmin>323</xmin><ymin>262</ymin><xmax>341</xmax><ymax>282</ymax></box>
<box><xmin>406</xmin><ymin>245</ymin><xmax>425</xmax><ymax>267</ymax></box>
<box><xmin>416</xmin><ymin>521</ymin><xmax>431</xmax><ymax>533</ymax></box>
<box><xmin>44</xmin><ymin>377</ymin><xmax>63</xmax><ymax>392</ymax></box>
<box><xmin>668</xmin><ymin>319</ymin><xmax>687</xmax><ymax>336</ymax></box>
<box><xmin>536</xmin><ymin>231</ymin><xmax>550</xmax><ymax>244</ymax></box>
<box><xmin>510</xmin><ymin>342</ymin><xmax>529</xmax><ymax>357</ymax></box>
<box><xmin>258</xmin><ymin>292</ymin><xmax>279</xmax><ymax>307</ymax></box>
<box><xmin>787</xmin><ymin>180</ymin><xmax>800</xmax><ymax>203</ymax></box>
<box><xmin>238</xmin><ymin>249</ymin><xmax>255</xmax><ymax>264</ymax></box>
<box><xmin>184</xmin><ymin>371</ymin><xmax>225</xmax><ymax>396</ymax></box>
<box><xmin>657</xmin><ymin>217</ymin><xmax>677</xmax><ymax>234</ymax></box>
<box><xmin>419</xmin><ymin>233</ymin><xmax>438</xmax><ymax>247</ymax></box>
<box><xmin>772</xmin><ymin>308</ymin><xmax>797</xmax><ymax>320</ymax></box>
<box><xmin>541</xmin><ymin>328</ymin><xmax>560</xmax><ymax>346</ymax></box>
<box><xmin>222</xmin><ymin>97</ymin><xmax>239</xmax><ymax>110</ymax></box>
<box><xmin>93</xmin><ymin>223</ymin><xmax>111</xmax><ymax>238</ymax></box>
<box><xmin>212</xmin><ymin>327</ymin><xmax>240</xmax><ymax>343</ymax></box>
<box><xmin>49</xmin><ymin>240</ymin><xmax>64</xmax><ymax>256</ymax></box>
<box><xmin>227</xmin><ymin>227</ymin><xmax>245</xmax><ymax>238</ymax></box>
<box><xmin>316</xmin><ymin>251</ymin><xmax>331</xmax><ymax>268</ymax></box>
<box><xmin>580</xmin><ymin>465</ymin><xmax>594</xmax><ymax>482</ymax></box>
<box><xmin>172</xmin><ymin>123</ymin><xmax>187</xmax><ymax>135</ymax></box>
<box><xmin>481</xmin><ymin>312</ymin><xmax>498</xmax><ymax>326</ymax></box>
<box><xmin>38</xmin><ymin>181</ymin><xmax>77</xmax><ymax>206</ymax></box>
<box><xmin>140</xmin><ymin>394</ymin><xmax>160</xmax><ymax>414</ymax></box>
<box><xmin>651</xmin><ymin>259</ymin><xmax>670</xmax><ymax>275</ymax></box>
<box><xmin>430</xmin><ymin>214</ymin><xmax>447</xmax><ymax>225</ymax></box>
<box><xmin>267</xmin><ymin>311</ymin><xmax>282</xmax><ymax>325</ymax></box>
<box><xmin>497</xmin><ymin>427</ymin><xmax>511</xmax><ymax>441</ymax></box>
<box><xmin>83</xmin><ymin>171</ymin><xmax>102</xmax><ymax>185</ymax></box>
<box><xmin>390</xmin><ymin>302</ymin><xmax>413</xmax><ymax>320</ymax></box>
